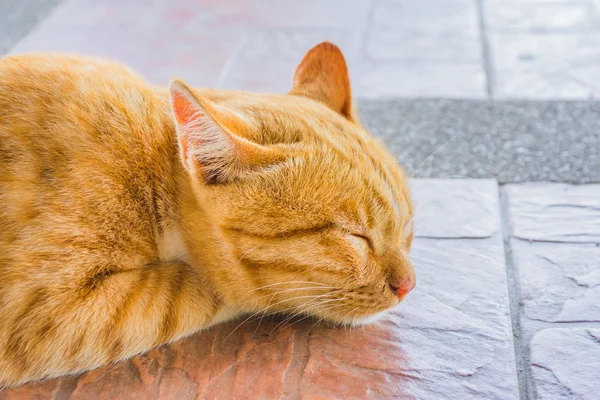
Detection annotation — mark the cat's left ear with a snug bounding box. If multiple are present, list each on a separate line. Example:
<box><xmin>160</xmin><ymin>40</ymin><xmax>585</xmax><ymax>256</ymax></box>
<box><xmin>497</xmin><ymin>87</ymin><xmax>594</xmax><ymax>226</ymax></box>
<box><xmin>169</xmin><ymin>79</ymin><xmax>289</xmax><ymax>183</ymax></box>
<box><xmin>290</xmin><ymin>42</ymin><xmax>358</xmax><ymax>122</ymax></box>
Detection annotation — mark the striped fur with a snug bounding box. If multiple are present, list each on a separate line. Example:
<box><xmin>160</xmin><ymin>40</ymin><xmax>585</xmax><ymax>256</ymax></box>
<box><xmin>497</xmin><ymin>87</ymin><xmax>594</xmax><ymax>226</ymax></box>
<box><xmin>0</xmin><ymin>43</ymin><xmax>414</xmax><ymax>387</ymax></box>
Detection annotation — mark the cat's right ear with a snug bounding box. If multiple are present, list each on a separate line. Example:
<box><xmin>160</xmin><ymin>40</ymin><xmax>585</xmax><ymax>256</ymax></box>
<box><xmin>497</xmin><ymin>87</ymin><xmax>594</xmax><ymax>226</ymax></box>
<box><xmin>290</xmin><ymin>42</ymin><xmax>358</xmax><ymax>122</ymax></box>
<box><xmin>169</xmin><ymin>79</ymin><xmax>288</xmax><ymax>183</ymax></box>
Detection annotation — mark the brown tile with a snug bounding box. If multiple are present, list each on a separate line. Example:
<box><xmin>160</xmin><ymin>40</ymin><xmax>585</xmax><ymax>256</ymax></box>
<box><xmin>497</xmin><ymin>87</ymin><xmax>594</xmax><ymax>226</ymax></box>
<box><xmin>0</xmin><ymin>318</ymin><xmax>295</xmax><ymax>400</ymax></box>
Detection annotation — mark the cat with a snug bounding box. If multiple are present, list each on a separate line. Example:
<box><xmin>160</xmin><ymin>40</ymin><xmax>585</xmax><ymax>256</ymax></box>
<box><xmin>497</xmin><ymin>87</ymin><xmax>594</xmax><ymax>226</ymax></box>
<box><xmin>0</xmin><ymin>42</ymin><xmax>415</xmax><ymax>388</ymax></box>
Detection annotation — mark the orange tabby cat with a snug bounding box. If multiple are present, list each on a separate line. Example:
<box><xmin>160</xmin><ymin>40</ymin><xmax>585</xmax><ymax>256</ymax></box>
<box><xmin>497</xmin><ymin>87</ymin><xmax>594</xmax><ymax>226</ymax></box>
<box><xmin>0</xmin><ymin>42</ymin><xmax>415</xmax><ymax>387</ymax></box>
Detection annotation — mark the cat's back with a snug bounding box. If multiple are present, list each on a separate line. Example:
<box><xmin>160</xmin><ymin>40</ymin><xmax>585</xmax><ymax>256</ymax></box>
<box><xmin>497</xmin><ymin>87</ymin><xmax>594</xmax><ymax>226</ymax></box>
<box><xmin>0</xmin><ymin>52</ymin><xmax>173</xmax><ymax>192</ymax></box>
<box><xmin>1</xmin><ymin>53</ymin><xmax>145</xmax><ymax>121</ymax></box>
<box><xmin>0</xmin><ymin>53</ymin><xmax>166</xmax><ymax>143</ymax></box>
<box><xmin>0</xmin><ymin>53</ymin><xmax>175</xmax><ymax>266</ymax></box>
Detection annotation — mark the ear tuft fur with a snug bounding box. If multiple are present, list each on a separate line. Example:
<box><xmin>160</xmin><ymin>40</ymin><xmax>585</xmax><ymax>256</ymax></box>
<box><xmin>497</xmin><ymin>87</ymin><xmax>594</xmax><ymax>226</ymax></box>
<box><xmin>170</xmin><ymin>79</ymin><xmax>289</xmax><ymax>183</ymax></box>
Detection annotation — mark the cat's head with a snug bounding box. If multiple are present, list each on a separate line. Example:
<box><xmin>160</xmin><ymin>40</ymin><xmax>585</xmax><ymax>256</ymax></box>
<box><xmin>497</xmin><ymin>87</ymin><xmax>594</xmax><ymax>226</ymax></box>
<box><xmin>170</xmin><ymin>42</ymin><xmax>415</xmax><ymax>325</ymax></box>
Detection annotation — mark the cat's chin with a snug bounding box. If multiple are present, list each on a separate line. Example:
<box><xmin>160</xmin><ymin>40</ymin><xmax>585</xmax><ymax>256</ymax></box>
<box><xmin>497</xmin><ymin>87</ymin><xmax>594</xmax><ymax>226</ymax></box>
<box><xmin>335</xmin><ymin>308</ymin><xmax>393</xmax><ymax>327</ymax></box>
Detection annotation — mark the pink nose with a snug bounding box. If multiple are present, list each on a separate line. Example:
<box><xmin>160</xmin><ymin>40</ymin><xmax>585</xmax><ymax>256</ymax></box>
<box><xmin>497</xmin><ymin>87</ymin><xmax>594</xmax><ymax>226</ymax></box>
<box><xmin>389</xmin><ymin>278</ymin><xmax>416</xmax><ymax>299</ymax></box>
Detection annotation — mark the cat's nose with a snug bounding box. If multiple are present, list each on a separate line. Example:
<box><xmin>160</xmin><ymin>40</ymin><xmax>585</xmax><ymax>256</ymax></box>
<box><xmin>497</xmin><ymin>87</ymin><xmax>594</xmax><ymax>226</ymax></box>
<box><xmin>388</xmin><ymin>277</ymin><xmax>415</xmax><ymax>299</ymax></box>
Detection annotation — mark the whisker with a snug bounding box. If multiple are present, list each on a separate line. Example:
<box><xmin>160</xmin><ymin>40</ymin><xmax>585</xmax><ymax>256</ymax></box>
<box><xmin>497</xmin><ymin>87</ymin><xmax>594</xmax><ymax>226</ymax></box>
<box><xmin>269</xmin><ymin>299</ymin><xmax>348</xmax><ymax>338</ymax></box>
<box><xmin>343</xmin><ymin>307</ymin><xmax>360</xmax><ymax>330</ymax></box>
<box><xmin>284</xmin><ymin>301</ymin><xmax>348</xmax><ymax>331</ymax></box>
<box><xmin>362</xmin><ymin>304</ymin><xmax>377</xmax><ymax>331</ymax></box>
<box><xmin>252</xmin><ymin>289</ymin><xmax>280</xmax><ymax>336</ymax></box>
<box><xmin>412</xmin><ymin>138</ymin><xmax>454</xmax><ymax>178</ymax></box>
<box><xmin>250</xmin><ymin>286</ymin><xmax>334</xmax><ymax>303</ymax></box>
<box><xmin>237</xmin><ymin>245</ymin><xmax>261</xmax><ymax>263</ymax></box>
<box><xmin>314</xmin><ymin>304</ymin><xmax>350</xmax><ymax>330</ymax></box>
<box><xmin>225</xmin><ymin>290</ymin><xmax>345</xmax><ymax>341</ymax></box>
<box><xmin>307</xmin><ymin>303</ymin><xmax>349</xmax><ymax>335</ymax></box>
<box><xmin>308</xmin><ymin>317</ymin><xmax>323</xmax><ymax>335</ymax></box>
<box><xmin>248</xmin><ymin>281</ymin><xmax>335</xmax><ymax>292</ymax></box>
<box><xmin>267</xmin><ymin>293</ymin><xmax>349</xmax><ymax>336</ymax></box>
<box><xmin>252</xmin><ymin>291</ymin><xmax>347</xmax><ymax>322</ymax></box>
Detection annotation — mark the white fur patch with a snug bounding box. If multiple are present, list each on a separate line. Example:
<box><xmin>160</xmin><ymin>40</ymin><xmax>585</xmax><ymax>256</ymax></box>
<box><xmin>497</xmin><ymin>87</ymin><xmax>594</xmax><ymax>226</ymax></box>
<box><xmin>349</xmin><ymin>309</ymin><xmax>391</xmax><ymax>326</ymax></box>
<box><xmin>208</xmin><ymin>306</ymin><xmax>242</xmax><ymax>327</ymax></box>
<box><xmin>157</xmin><ymin>225</ymin><xmax>190</xmax><ymax>263</ymax></box>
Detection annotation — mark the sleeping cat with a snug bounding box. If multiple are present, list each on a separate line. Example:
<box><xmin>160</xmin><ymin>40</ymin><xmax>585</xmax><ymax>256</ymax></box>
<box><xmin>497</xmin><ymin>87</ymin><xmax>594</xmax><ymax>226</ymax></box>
<box><xmin>0</xmin><ymin>42</ymin><xmax>415</xmax><ymax>387</ymax></box>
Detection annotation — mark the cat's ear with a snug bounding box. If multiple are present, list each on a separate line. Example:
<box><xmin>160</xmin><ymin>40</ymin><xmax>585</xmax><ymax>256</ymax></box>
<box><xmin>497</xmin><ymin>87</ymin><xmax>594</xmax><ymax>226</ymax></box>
<box><xmin>290</xmin><ymin>42</ymin><xmax>357</xmax><ymax>122</ymax></box>
<box><xmin>170</xmin><ymin>79</ymin><xmax>288</xmax><ymax>183</ymax></box>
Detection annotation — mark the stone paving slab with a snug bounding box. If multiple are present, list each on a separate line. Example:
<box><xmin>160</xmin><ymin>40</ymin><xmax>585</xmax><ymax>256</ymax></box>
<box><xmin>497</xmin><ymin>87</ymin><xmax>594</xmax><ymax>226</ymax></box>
<box><xmin>410</xmin><ymin>179</ymin><xmax>499</xmax><ymax>238</ymax></box>
<box><xmin>0</xmin><ymin>179</ymin><xmax>519</xmax><ymax>399</ymax></box>
<box><xmin>530</xmin><ymin>328</ymin><xmax>600</xmax><ymax>400</ymax></box>
<box><xmin>7</xmin><ymin>0</ymin><xmax>600</xmax><ymax>99</ymax></box>
<box><xmin>7</xmin><ymin>0</ymin><xmax>488</xmax><ymax>98</ymax></box>
<box><xmin>507</xmin><ymin>183</ymin><xmax>600</xmax><ymax>399</ymax></box>
<box><xmin>219</xmin><ymin>30</ymin><xmax>363</xmax><ymax>93</ymax></box>
<box><xmin>366</xmin><ymin>0</ymin><xmax>481</xmax><ymax>63</ymax></box>
<box><xmin>491</xmin><ymin>33</ymin><xmax>600</xmax><ymax>99</ymax></box>
<box><xmin>7</xmin><ymin>0</ymin><xmax>245</xmax><ymax>88</ymax></box>
<box><xmin>513</xmin><ymin>240</ymin><xmax>600</xmax><ymax>324</ymax></box>
<box><xmin>507</xmin><ymin>183</ymin><xmax>600</xmax><ymax>243</ymax></box>
<box><xmin>353</xmin><ymin>61</ymin><xmax>487</xmax><ymax>99</ymax></box>
<box><xmin>485</xmin><ymin>1</ymin><xmax>595</xmax><ymax>33</ymax></box>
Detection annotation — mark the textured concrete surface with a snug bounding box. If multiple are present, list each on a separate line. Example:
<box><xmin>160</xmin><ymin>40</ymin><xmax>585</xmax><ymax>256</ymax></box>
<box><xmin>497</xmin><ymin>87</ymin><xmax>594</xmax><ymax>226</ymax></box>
<box><xmin>486</xmin><ymin>0</ymin><xmax>600</xmax><ymax>99</ymax></box>
<box><xmin>530</xmin><ymin>329</ymin><xmax>600</xmax><ymax>400</ymax></box>
<box><xmin>359</xmin><ymin>99</ymin><xmax>600</xmax><ymax>184</ymax></box>
<box><xmin>410</xmin><ymin>179</ymin><xmax>499</xmax><ymax>238</ymax></box>
<box><xmin>508</xmin><ymin>184</ymin><xmax>600</xmax><ymax>242</ymax></box>
<box><xmin>507</xmin><ymin>183</ymin><xmax>600</xmax><ymax>400</ymax></box>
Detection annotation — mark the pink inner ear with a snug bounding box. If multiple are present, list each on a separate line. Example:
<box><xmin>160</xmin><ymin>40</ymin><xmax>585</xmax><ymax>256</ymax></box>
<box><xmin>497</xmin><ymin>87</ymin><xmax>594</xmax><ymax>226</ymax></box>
<box><xmin>172</xmin><ymin>91</ymin><xmax>200</xmax><ymax>166</ymax></box>
<box><xmin>172</xmin><ymin>92</ymin><xmax>197</xmax><ymax>126</ymax></box>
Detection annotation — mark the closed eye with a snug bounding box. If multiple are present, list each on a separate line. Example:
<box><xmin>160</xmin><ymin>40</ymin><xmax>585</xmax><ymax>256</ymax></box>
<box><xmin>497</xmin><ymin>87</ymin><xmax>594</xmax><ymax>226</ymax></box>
<box><xmin>226</xmin><ymin>223</ymin><xmax>334</xmax><ymax>239</ymax></box>
<box><xmin>350</xmin><ymin>233</ymin><xmax>374</xmax><ymax>252</ymax></box>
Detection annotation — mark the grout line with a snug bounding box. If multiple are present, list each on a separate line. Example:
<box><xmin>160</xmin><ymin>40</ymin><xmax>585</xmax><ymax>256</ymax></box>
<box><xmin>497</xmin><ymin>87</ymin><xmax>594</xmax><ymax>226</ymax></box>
<box><xmin>499</xmin><ymin>184</ymin><xmax>531</xmax><ymax>400</ymax></box>
<box><xmin>475</xmin><ymin>0</ymin><xmax>495</xmax><ymax>98</ymax></box>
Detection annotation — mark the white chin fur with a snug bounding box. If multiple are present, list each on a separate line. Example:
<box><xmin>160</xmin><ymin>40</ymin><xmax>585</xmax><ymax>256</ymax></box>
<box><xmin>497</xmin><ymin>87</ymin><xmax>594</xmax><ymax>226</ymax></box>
<box><xmin>345</xmin><ymin>309</ymin><xmax>391</xmax><ymax>326</ymax></box>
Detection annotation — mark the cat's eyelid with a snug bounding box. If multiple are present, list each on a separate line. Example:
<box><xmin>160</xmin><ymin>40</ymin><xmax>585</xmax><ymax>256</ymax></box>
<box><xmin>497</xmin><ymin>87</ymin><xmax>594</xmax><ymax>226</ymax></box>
<box><xmin>335</xmin><ymin>223</ymin><xmax>372</xmax><ymax>245</ymax></box>
<box><xmin>226</xmin><ymin>223</ymin><xmax>334</xmax><ymax>239</ymax></box>
<box><xmin>349</xmin><ymin>232</ymin><xmax>374</xmax><ymax>252</ymax></box>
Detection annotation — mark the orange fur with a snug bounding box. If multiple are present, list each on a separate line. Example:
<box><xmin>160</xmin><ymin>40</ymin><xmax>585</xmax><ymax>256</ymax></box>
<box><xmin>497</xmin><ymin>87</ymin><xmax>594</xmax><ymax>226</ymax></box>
<box><xmin>0</xmin><ymin>43</ymin><xmax>414</xmax><ymax>387</ymax></box>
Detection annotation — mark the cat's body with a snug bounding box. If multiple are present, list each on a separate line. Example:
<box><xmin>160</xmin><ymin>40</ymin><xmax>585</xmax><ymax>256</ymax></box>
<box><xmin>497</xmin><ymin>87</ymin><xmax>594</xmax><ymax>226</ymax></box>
<box><xmin>0</xmin><ymin>44</ymin><xmax>415</xmax><ymax>387</ymax></box>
